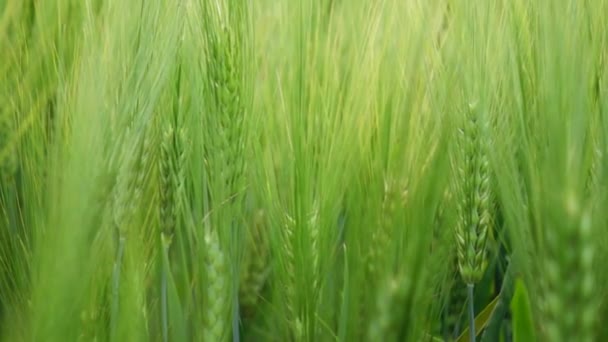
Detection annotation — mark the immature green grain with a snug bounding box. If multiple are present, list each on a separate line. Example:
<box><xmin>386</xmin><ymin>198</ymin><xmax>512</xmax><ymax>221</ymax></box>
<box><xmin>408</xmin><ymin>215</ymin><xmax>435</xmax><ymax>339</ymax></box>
<box><xmin>445</xmin><ymin>261</ymin><xmax>468</xmax><ymax>338</ymax></box>
<box><xmin>111</xmin><ymin>132</ymin><xmax>151</xmax><ymax>339</ymax></box>
<box><xmin>587</xmin><ymin>137</ymin><xmax>602</xmax><ymax>193</ymax></box>
<box><xmin>0</xmin><ymin>110</ymin><xmax>17</xmax><ymax>248</ymax></box>
<box><xmin>282</xmin><ymin>213</ymin><xmax>298</xmax><ymax>334</ymax></box>
<box><xmin>202</xmin><ymin>1</ymin><xmax>247</xmax><ymax>196</ymax></box>
<box><xmin>158</xmin><ymin>126</ymin><xmax>187</xmax><ymax>342</ymax></box>
<box><xmin>239</xmin><ymin>209</ymin><xmax>270</xmax><ymax>318</ymax></box>
<box><xmin>359</xmin><ymin>178</ymin><xmax>405</xmax><ymax>338</ymax></box>
<box><xmin>203</xmin><ymin>228</ymin><xmax>229</xmax><ymax>342</ymax></box>
<box><xmin>433</xmin><ymin>189</ymin><xmax>453</xmax><ymax>253</ymax></box>
<box><xmin>159</xmin><ymin>127</ymin><xmax>187</xmax><ymax>236</ymax></box>
<box><xmin>308</xmin><ymin>201</ymin><xmax>320</xmax><ymax>292</ymax></box>
<box><xmin>366</xmin><ymin>274</ymin><xmax>413</xmax><ymax>342</ymax></box>
<box><xmin>159</xmin><ymin>128</ymin><xmax>177</xmax><ymax>236</ymax></box>
<box><xmin>454</xmin><ymin>102</ymin><xmax>493</xmax><ymax>342</ymax></box>
<box><xmin>78</xmin><ymin>310</ymin><xmax>98</xmax><ymax>342</ymax></box>
<box><xmin>113</xmin><ymin>132</ymin><xmax>151</xmax><ymax>235</ymax></box>
<box><xmin>540</xmin><ymin>194</ymin><xmax>596</xmax><ymax>342</ymax></box>
<box><xmin>196</xmin><ymin>2</ymin><xmax>250</xmax><ymax>339</ymax></box>
<box><xmin>454</xmin><ymin>102</ymin><xmax>492</xmax><ymax>285</ymax></box>
<box><xmin>78</xmin><ymin>288</ymin><xmax>107</xmax><ymax>342</ymax></box>
<box><xmin>275</xmin><ymin>211</ymin><xmax>309</xmax><ymax>339</ymax></box>
<box><xmin>434</xmin><ymin>190</ymin><xmax>466</xmax><ymax>340</ymax></box>
<box><xmin>435</xmin><ymin>189</ymin><xmax>451</xmax><ymax>227</ymax></box>
<box><xmin>0</xmin><ymin>112</ymin><xmax>16</xmax><ymax>184</ymax></box>
<box><xmin>366</xmin><ymin>179</ymin><xmax>402</xmax><ymax>276</ymax></box>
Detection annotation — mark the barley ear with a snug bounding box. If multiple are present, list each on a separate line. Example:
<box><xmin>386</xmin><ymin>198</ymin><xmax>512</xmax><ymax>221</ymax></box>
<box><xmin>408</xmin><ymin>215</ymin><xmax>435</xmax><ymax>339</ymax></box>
<box><xmin>159</xmin><ymin>127</ymin><xmax>177</xmax><ymax>237</ymax></box>
<box><xmin>454</xmin><ymin>102</ymin><xmax>493</xmax><ymax>342</ymax></box>
<box><xmin>366</xmin><ymin>179</ymin><xmax>401</xmax><ymax>277</ymax></box>
<box><xmin>159</xmin><ymin>126</ymin><xmax>188</xmax><ymax>342</ymax></box>
<box><xmin>113</xmin><ymin>132</ymin><xmax>152</xmax><ymax>237</ymax></box>
<box><xmin>541</xmin><ymin>197</ymin><xmax>596</xmax><ymax>342</ymax></box>
<box><xmin>239</xmin><ymin>210</ymin><xmax>270</xmax><ymax>318</ymax></box>
<box><xmin>110</xmin><ymin>132</ymin><xmax>150</xmax><ymax>340</ymax></box>
<box><xmin>203</xmin><ymin>228</ymin><xmax>229</xmax><ymax>341</ymax></box>
<box><xmin>282</xmin><ymin>213</ymin><xmax>298</xmax><ymax>334</ymax></box>
<box><xmin>159</xmin><ymin>127</ymin><xmax>188</xmax><ymax>232</ymax></box>
<box><xmin>454</xmin><ymin>102</ymin><xmax>492</xmax><ymax>286</ymax></box>
<box><xmin>367</xmin><ymin>275</ymin><xmax>413</xmax><ymax>342</ymax></box>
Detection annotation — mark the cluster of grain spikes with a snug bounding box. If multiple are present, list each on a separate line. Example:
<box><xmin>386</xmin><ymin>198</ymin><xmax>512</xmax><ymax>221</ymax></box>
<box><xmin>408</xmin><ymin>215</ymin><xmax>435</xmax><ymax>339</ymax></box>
<box><xmin>453</xmin><ymin>101</ymin><xmax>493</xmax><ymax>342</ymax></box>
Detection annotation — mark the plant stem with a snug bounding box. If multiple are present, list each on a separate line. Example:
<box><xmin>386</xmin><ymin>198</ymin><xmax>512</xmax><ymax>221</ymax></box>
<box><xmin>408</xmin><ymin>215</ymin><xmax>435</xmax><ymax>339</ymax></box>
<box><xmin>161</xmin><ymin>239</ymin><xmax>169</xmax><ymax>342</ymax></box>
<box><xmin>233</xmin><ymin>292</ymin><xmax>240</xmax><ymax>342</ymax></box>
<box><xmin>111</xmin><ymin>236</ymin><xmax>126</xmax><ymax>341</ymax></box>
<box><xmin>467</xmin><ymin>283</ymin><xmax>475</xmax><ymax>342</ymax></box>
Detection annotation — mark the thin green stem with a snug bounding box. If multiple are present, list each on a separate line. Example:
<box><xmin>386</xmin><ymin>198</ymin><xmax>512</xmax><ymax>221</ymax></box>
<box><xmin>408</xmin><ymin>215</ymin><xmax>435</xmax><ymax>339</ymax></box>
<box><xmin>467</xmin><ymin>283</ymin><xmax>475</xmax><ymax>342</ymax></box>
<box><xmin>111</xmin><ymin>236</ymin><xmax>126</xmax><ymax>342</ymax></box>
<box><xmin>161</xmin><ymin>237</ymin><xmax>169</xmax><ymax>342</ymax></box>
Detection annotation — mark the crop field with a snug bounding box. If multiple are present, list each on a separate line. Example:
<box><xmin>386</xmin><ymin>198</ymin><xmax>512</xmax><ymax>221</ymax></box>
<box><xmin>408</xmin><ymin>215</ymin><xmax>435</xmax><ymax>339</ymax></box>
<box><xmin>1</xmin><ymin>0</ymin><xmax>607</xmax><ymax>341</ymax></box>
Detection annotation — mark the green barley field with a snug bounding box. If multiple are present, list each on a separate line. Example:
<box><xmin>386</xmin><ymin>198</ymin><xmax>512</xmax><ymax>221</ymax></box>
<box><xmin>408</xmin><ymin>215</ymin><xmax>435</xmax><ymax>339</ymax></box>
<box><xmin>1</xmin><ymin>0</ymin><xmax>607</xmax><ymax>341</ymax></box>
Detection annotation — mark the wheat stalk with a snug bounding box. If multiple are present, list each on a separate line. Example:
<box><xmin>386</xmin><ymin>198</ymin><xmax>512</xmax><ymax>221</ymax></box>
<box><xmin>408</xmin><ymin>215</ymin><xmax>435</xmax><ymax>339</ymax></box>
<box><xmin>454</xmin><ymin>101</ymin><xmax>493</xmax><ymax>342</ymax></box>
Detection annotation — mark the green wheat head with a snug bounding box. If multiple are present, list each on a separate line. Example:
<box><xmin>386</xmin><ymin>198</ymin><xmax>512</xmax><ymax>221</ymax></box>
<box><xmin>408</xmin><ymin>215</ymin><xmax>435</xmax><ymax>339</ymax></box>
<box><xmin>454</xmin><ymin>102</ymin><xmax>493</xmax><ymax>285</ymax></box>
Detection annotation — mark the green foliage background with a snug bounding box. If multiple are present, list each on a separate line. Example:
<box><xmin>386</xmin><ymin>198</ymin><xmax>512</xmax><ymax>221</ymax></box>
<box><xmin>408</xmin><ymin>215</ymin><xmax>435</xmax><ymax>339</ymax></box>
<box><xmin>0</xmin><ymin>0</ymin><xmax>606</xmax><ymax>341</ymax></box>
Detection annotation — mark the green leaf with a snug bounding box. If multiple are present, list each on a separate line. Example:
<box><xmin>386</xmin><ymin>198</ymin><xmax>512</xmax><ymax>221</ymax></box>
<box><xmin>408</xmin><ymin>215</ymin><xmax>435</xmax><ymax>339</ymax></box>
<box><xmin>481</xmin><ymin>262</ymin><xmax>515</xmax><ymax>342</ymax></box>
<box><xmin>161</xmin><ymin>236</ymin><xmax>187</xmax><ymax>342</ymax></box>
<box><xmin>456</xmin><ymin>294</ymin><xmax>500</xmax><ymax>342</ymax></box>
<box><xmin>510</xmin><ymin>279</ymin><xmax>536</xmax><ymax>342</ymax></box>
<box><xmin>337</xmin><ymin>244</ymin><xmax>349</xmax><ymax>342</ymax></box>
<box><xmin>425</xmin><ymin>334</ymin><xmax>446</xmax><ymax>342</ymax></box>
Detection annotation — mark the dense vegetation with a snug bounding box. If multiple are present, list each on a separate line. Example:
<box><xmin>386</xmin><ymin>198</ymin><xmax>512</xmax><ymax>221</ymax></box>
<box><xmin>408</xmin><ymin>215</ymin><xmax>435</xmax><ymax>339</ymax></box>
<box><xmin>1</xmin><ymin>0</ymin><xmax>607</xmax><ymax>341</ymax></box>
